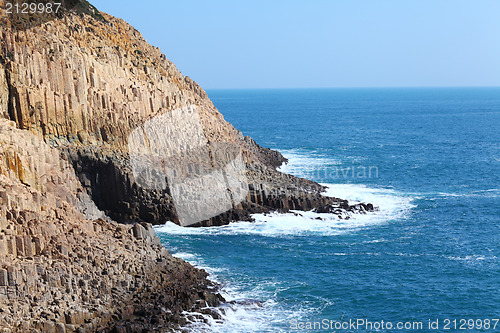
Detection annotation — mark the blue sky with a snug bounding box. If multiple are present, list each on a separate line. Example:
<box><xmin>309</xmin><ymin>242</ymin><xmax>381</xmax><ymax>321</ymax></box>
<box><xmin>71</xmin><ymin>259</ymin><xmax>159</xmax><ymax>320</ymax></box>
<box><xmin>91</xmin><ymin>0</ymin><xmax>500</xmax><ymax>89</ymax></box>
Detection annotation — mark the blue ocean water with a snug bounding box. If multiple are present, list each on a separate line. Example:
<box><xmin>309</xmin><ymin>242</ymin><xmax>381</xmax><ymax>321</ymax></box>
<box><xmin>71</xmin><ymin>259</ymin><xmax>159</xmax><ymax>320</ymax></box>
<box><xmin>155</xmin><ymin>88</ymin><xmax>500</xmax><ymax>332</ymax></box>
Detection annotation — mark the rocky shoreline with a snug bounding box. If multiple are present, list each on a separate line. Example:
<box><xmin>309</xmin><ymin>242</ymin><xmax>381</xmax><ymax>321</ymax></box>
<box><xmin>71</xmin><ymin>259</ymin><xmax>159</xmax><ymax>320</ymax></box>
<box><xmin>0</xmin><ymin>1</ymin><xmax>374</xmax><ymax>331</ymax></box>
<box><xmin>0</xmin><ymin>119</ymin><xmax>226</xmax><ymax>332</ymax></box>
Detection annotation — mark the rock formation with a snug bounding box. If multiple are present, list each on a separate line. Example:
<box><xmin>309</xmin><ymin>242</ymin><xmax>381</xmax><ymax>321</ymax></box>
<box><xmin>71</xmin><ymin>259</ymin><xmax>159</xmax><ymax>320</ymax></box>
<box><xmin>0</xmin><ymin>0</ymin><xmax>374</xmax><ymax>331</ymax></box>
<box><xmin>0</xmin><ymin>0</ymin><xmax>370</xmax><ymax>227</ymax></box>
<box><xmin>0</xmin><ymin>119</ymin><xmax>222</xmax><ymax>331</ymax></box>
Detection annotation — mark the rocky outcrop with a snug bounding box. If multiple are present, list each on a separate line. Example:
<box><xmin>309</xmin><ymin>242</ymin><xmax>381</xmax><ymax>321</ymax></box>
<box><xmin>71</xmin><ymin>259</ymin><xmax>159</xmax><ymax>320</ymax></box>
<box><xmin>0</xmin><ymin>119</ymin><xmax>222</xmax><ymax>331</ymax></box>
<box><xmin>0</xmin><ymin>1</ymin><xmax>372</xmax><ymax>228</ymax></box>
<box><xmin>0</xmin><ymin>1</ymin><xmax>375</xmax><ymax>331</ymax></box>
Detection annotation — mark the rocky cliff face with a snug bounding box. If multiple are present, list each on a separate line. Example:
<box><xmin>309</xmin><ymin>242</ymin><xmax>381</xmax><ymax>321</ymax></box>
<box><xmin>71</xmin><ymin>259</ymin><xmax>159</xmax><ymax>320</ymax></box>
<box><xmin>0</xmin><ymin>1</ymin><xmax>365</xmax><ymax>227</ymax></box>
<box><xmin>0</xmin><ymin>1</ymin><xmax>372</xmax><ymax>331</ymax></box>
<box><xmin>0</xmin><ymin>119</ymin><xmax>222</xmax><ymax>331</ymax></box>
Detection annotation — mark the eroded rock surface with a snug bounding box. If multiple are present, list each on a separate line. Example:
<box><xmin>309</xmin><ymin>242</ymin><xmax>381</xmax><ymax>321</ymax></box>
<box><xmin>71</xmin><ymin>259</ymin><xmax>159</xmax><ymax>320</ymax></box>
<box><xmin>0</xmin><ymin>1</ymin><xmax>374</xmax><ymax>331</ymax></box>
<box><xmin>0</xmin><ymin>119</ymin><xmax>221</xmax><ymax>332</ymax></box>
<box><xmin>0</xmin><ymin>1</ymin><xmax>371</xmax><ymax>227</ymax></box>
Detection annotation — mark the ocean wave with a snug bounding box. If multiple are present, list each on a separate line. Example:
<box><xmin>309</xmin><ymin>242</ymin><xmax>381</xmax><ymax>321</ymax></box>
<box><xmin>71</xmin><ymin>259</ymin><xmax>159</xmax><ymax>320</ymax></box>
<box><xmin>155</xmin><ymin>183</ymin><xmax>414</xmax><ymax>238</ymax></box>
<box><xmin>414</xmin><ymin>188</ymin><xmax>500</xmax><ymax>200</ymax></box>
<box><xmin>446</xmin><ymin>255</ymin><xmax>497</xmax><ymax>263</ymax></box>
<box><xmin>322</xmin><ymin>183</ymin><xmax>415</xmax><ymax>221</ymax></box>
<box><xmin>167</xmin><ymin>250</ymin><xmax>308</xmax><ymax>333</ymax></box>
<box><xmin>172</xmin><ymin>252</ymin><xmax>196</xmax><ymax>260</ymax></box>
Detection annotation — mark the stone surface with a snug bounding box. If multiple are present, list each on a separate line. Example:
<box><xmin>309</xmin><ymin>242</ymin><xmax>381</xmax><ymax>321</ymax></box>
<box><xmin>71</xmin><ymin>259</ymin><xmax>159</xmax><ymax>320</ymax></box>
<box><xmin>0</xmin><ymin>1</ymin><xmax>372</xmax><ymax>228</ymax></box>
<box><xmin>0</xmin><ymin>1</ymin><xmax>374</xmax><ymax>331</ymax></box>
<box><xmin>0</xmin><ymin>119</ymin><xmax>222</xmax><ymax>331</ymax></box>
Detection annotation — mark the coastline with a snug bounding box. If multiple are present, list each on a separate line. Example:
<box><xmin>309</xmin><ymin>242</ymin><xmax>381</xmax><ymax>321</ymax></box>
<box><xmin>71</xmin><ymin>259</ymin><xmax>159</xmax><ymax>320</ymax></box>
<box><xmin>153</xmin><ymin>179</ymin><xmax>414</xmax><ymax>332</ymax></box>
<box><xmin>0</xmin><ymin>1</ymin><xmax>374</xmax><ymax>331</ymax></box>
<box><xmin>0</xmin><ymin>0</ymin><xmax>498</xmax><ymax>331</ymax></box>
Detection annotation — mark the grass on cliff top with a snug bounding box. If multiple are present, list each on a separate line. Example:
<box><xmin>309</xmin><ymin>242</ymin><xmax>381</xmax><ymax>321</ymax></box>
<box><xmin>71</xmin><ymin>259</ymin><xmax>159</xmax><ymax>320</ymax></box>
<box><xmin>66</xmin><ymin>0</ymin><xmax>107</xmax><ymax>23</ymax></box>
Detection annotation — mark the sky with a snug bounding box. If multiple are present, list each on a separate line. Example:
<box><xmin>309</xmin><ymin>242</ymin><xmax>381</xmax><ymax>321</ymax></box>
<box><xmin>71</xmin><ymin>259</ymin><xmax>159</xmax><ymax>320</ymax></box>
<box><xmin>90</xmin><ymin>0</ymin><xmax>500</xmax><ymax>89</ymax></box>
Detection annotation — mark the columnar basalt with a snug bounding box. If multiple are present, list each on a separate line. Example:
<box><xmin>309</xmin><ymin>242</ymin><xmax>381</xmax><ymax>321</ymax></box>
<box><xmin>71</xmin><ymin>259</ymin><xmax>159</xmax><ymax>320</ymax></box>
<box><xmin>0</xmin><ymin>1</ymin><xmax>371</xmax><ymax>228</ymax></box>
<box><xmin>0</xmin><ymin>119</ymin><xmax>222</xmax><ymax>331</ymax></box>
<box><xmin>0</xmin><ymin>1</ymin><xmax>375</xmax><ymax>330</ymax></box>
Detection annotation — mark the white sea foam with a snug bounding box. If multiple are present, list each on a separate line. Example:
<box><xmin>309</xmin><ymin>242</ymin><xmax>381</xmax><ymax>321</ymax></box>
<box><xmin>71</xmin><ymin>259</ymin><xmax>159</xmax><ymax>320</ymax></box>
<box><xmin>156</xmin><ymin>181</ymin><xmax>414</xmax><ymax>238</ymax></box>
<box><xmin>413</xmin><ymin>188</ymin><xmax>500</xmax><ymax>200</ymax></box>
<box><xmin>172</xmin><ymin>252</ymin><xmax>196</xmax><ymax>260</ymax></box>
<box><xmin>322</xmin><ymin>183</ymin><xmax>414</xmax><ymax>221</ymax></box>
<box><xmin>167</xmin><ymin>250</ymin><xmax>305</xmax><ymax>333</ymax></box>
<box><xmin>277</xmin><ymin>148</ymin><xmax>372</xmax><ymax>182</ymax></box>
<box><xmin>446</xmin><ymin>255</ymin><xmax>497</xmax><ymax>263</ymax></box>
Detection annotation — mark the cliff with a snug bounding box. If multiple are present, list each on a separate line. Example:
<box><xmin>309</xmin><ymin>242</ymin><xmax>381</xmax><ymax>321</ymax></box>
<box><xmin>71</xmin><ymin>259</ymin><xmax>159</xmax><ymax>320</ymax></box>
<box><xmin>0</xmin><ymin>0</ymin><xmax>366</xmax><ymax>228</ymax></box>
<box><xmin>0</xmin><ymin>1</ymin><xmax>372</xmax><ymax>331</ymax></box>
<box><xmin>0</xmin><ymin>119</ymin><xmax>222</xmax><ymax>331</ymax></box>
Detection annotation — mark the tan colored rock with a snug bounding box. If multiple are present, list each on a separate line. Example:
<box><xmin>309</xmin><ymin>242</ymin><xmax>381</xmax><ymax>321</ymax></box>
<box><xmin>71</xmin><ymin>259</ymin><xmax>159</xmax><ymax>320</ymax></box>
<box><xmin>0</xmin><ymin>120</ymin><xmax>221</xmax><ymax>331</ymax></box>
<box><xmin>0</xmin><ymin>1</ymin><xmax>370</xmax><ymax>330</ymax></box>
<box><xmin>0</xmin><ymin>1</ymin><xmax>352</xmax><ymax>228</ymax></box>
<box><xmin>0</xmin><ymin>7</ymin><xmax>241</xmax><ymax>153</ymax></box>
<box><xmin>0</xmin><ymin>62</ymin><xmax>7</xmax><ymax>120</ymax></box>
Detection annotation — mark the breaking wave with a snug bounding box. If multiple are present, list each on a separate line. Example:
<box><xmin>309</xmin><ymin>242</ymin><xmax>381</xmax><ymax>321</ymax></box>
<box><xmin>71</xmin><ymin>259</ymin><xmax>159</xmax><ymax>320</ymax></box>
<box><xmin>156</xmin><ymin>183</ymin><xmax>414</xmax><ymax>237</ymax></box>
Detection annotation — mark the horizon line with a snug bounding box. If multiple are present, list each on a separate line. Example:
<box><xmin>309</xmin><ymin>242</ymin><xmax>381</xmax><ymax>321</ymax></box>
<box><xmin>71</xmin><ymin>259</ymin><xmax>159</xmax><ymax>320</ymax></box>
<box><xmin>205</xmin><ymin>85</ymin><xmax>500</xmax><ymax>91</ymax></box>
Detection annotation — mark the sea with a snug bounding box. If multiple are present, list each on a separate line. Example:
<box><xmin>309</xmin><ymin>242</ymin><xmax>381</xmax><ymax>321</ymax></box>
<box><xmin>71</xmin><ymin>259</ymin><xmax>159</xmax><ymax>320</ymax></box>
<box><xmin>154</xmin><ymin>88</ymin><xmax>500</xmax><ymax>332</ymax></box>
